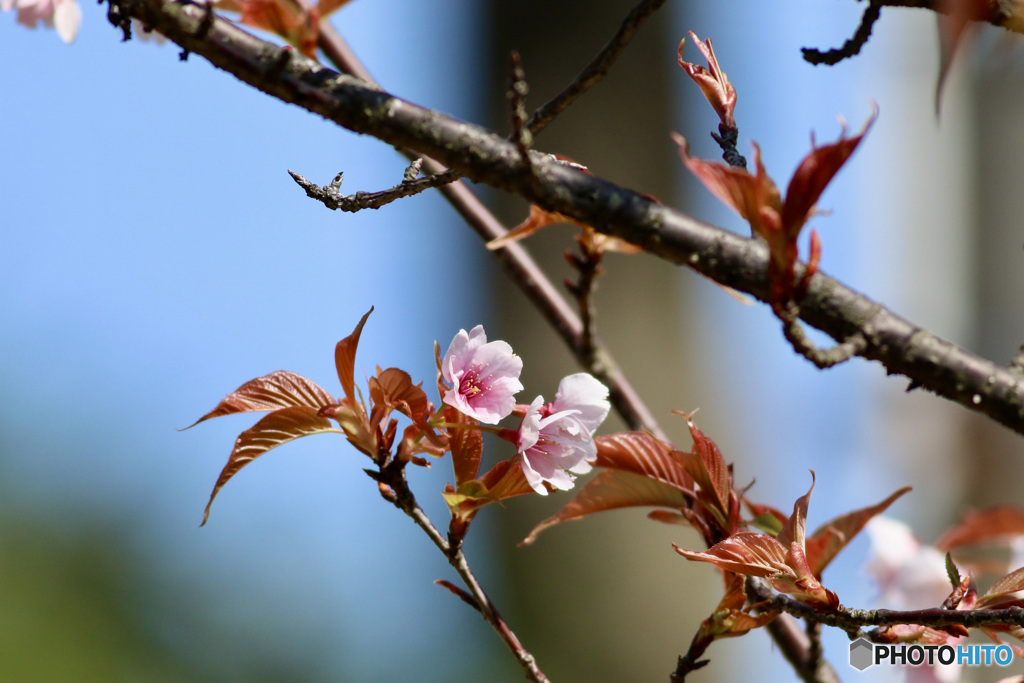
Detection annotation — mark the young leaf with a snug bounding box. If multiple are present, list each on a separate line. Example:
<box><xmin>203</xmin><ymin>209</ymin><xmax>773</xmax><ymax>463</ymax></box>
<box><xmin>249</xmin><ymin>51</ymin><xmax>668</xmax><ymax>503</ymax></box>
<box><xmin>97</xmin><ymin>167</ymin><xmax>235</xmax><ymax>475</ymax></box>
<box><xmin>980</xmin><ymin>567</ymin><xmax>1024</xmax><ymax>608</ymax></box>
<box><xmin>202</xmin><ymin>406</ymin><xmax>340</xmax><ymax>525</ymax></box>
<box><xmin>945</xmin><ymin>552</ymin><xmax>962</xmax><ymax>591</ymax></box>
<box><xmin>674</xmin><ymin>413</ymin><xmax>733</xmax><ymax>527</ymax></box>
<box><xmin>675</xmin><ymin>531</ymin><xmax>792</xmax><ymax>578</ymax></box>
<box><xmin>779</xmin><ymin>110</ymin><xmax>876</xmax><ymax>237</ymax></box>
<box><xmin>335</xmin><ymin>307</ymin><xmax>373</xmax><ymax>404</ymax></box>
<box><xmin>520</xmin><ymin>469</ymin><xmax>691</xmax><ymax>545</ymax></box>
<box><xmin>935</xmin><ymin>505</ymin><xmax>1024</xmax><ymax>552</ymax></box>
<box><xmin>447</xmin><ymin>405</ymin><xmax>483</xmax><ymax>486</ymax></box>
<box><xmin>371</xmin><ymin>367</ymin><xmax>430</xmax><ymax>423</ymax></box>
<box><xmin>186</xmin><ymin>370</ymin><xmax>335</xmax><ymax>428</ymax></box>
<box><xmin>593</xmin><ymin>431</ymin><xmax>695</xmax><ymax>492</ymax></box>
<box><xmin>804</xmin><ymin>485</ymin><xmax>911</xmax><ymax>576</ymax></box>
<box><xmin>778</xmin><ymin>473</ymin><xmax>815</xmax><ymax>550</ymax></box>
<box><xmin>480</xmin><ymin>457</ymin><xmax>536</xmax><ymax>501</ymax></box>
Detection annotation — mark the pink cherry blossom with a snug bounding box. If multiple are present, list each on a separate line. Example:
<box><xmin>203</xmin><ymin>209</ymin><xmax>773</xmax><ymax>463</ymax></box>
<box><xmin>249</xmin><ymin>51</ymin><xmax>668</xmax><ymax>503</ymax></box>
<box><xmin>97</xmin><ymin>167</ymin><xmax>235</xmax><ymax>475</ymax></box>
<box><xmin>441</xmin><ymin>325</ymin><xmax>523</xmax><ymax>424</ymax></box>
<box><xmin>517</xmin><ymin>373</ymin><xmax>610</xmax><ymax>495</ymax></box>
<box><xmin>865</xmin><ymin>517</ymin><xmax>951</xmax><ymax>610</ymax></box>
<box><xmin>4</xmin><ymin>0</ymin><xmax>81</xmax><ymax>43</ymax></box>
<box><xmin>866</xmin><ymin>517</ymin><xmax>964</xmax><ymax>683</ymax></box>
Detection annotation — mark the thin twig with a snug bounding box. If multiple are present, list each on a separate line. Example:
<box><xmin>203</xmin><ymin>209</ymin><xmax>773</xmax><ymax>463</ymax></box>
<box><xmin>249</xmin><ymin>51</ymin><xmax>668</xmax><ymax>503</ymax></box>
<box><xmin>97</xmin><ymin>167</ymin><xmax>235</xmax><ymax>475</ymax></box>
<box><xmin>287</xmin><ymin>166</ymin><xmax>461</xmax><ymax>212</ymax></box>
<box><xmin>765</xmin><ymin>587</ymin><xmax>1024</xmax><ymax>637</ymax></box>
<box><xmin>508</xmin><ymin>51</ymin><xmax>534</xmax><ymax>167</ymax></box>
<box><xmin>373</xmin><ymin>461</ymin><xmax>550</xmax><ymax>683</ymax></box>
<box><xmin>802</xmin><ymin>0</ymin><xmax>883</xmax><ymax>66</ymax></box>
<box><xmin>564</xmin><ymin>238</ymin><xmax>603</xmax><ymax>367</ymax></box>
<box><xmin>711</xmin><ymin>122</ymin><xmax>746</xmax><ymax>169</ymax></box>
<box><xmin>526</xmin><ymin>0</ymin><xmax>669</xmax><ymax>136</ymax></box>
<box><xmin>780</xmin><ymin>304</ymin><xmax>867</xmax><ymax>369</ymax></box>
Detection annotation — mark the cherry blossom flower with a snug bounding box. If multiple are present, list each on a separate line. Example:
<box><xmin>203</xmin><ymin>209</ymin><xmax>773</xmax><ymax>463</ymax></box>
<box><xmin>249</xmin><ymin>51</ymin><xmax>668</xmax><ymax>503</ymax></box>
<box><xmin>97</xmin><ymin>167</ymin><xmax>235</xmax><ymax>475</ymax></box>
<box><xmin>3</xmin><ymin>0</ymin><xmax>81</xmax><ymax>43</ymax></box>
<box><xmin>866</xmin><ymin>517</ymin><xmax>965</xmax><ymax>683</ymax></box>
<box><xmin>866</xmin><ymin>517</ymin><xmax>951</xmax><ymax>610</ymax></box>
<box><xmin>517</xmin><ymin>373</ymin><xmax>610</xmax><ymax>495</ymax></box>
<box><xmin>441</xmin><ymin>325</ymin><xmax>523</xmax><ymax>424</ymax></box>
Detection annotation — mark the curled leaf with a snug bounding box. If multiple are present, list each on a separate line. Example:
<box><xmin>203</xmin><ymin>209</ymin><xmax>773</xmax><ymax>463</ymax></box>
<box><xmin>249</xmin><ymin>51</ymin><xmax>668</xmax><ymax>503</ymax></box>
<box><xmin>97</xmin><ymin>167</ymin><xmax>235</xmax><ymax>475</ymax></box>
<box><xmin>335</xmin><ymin>308</ymin><xmax>373</xmax><ymax>404</ymax></box>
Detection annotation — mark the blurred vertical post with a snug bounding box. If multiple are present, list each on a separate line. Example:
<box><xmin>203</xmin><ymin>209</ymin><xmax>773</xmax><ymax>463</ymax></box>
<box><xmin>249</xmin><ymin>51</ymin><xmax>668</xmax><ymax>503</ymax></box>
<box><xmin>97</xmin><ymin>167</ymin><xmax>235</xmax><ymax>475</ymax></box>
<box><xmin>479</xmin><ymin>2</ymin><xmax>717</xmax><ymax>682</ymax></box>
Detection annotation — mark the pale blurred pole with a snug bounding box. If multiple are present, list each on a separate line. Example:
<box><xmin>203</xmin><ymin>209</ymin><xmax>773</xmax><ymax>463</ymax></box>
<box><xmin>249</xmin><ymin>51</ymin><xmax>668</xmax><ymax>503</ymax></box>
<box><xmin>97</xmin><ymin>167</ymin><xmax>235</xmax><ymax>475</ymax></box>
<box><xmin>962</xmin><ymin>45</ymin><xmax>1024</xmax><ymax>508</ymax></box>
<box><xmin>481</xmin><ymin>2</ymin><xmax>714</xmax><ymax>682</ymax></box>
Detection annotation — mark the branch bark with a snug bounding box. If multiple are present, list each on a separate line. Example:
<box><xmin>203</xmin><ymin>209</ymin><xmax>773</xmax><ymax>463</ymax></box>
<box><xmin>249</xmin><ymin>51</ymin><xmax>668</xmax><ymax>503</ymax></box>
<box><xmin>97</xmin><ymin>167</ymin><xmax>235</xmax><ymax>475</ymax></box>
<box><xmin>109</xmin><ymin>0</ymin><xmax>1024</xmax><ymax>440</ymax></box>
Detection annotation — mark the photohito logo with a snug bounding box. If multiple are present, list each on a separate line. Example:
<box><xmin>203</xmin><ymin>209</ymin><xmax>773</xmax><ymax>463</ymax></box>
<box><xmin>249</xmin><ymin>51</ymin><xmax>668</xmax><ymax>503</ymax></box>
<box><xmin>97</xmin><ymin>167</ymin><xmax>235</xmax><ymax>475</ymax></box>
<box><xmin>849</xmin><ymin>638</ymin><xmax>1014</xmax><ymax>672</ymax></box>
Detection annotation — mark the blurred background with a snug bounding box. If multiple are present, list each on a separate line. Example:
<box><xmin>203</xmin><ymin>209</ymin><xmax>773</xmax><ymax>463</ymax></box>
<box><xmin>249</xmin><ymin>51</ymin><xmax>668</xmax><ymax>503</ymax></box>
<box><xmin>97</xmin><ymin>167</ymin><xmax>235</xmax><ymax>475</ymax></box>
<box><xmin>2</xmin><ymin>0</ymin><xmax>1023</xmax><ymax>681</ymax></box>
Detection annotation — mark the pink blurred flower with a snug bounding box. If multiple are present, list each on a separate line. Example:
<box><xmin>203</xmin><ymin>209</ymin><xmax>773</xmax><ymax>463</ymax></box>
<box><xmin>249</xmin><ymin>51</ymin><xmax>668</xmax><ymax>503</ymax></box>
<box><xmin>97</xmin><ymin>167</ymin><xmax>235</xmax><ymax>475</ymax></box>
<box><xmin>517</xmin><ymin>373</ymin><xmax>610</xmax><ymax>495</ymax></box>
<box><xmin>866</xmin><ymin>517</ymin><xmax>951</xmax><ymax>610</ymax></box>
<box><xmin>3</xmin><ymin>0</ymin><xmax>81</xmax><ymax>43</ymax></box>
<box><xmin>866</xmin><ymin>517</ymin><xmax>965</xmax><ymax>683</ymax></box>
<box><xmin>441</xmin><ymin>325</ymin><xmax>523</xmax><ymax>424</ymax></box>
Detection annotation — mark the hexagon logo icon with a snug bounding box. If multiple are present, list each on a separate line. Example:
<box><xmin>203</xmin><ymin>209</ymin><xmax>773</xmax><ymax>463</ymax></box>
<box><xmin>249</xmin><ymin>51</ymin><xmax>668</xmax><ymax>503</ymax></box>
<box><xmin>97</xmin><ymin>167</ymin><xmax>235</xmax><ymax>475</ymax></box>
<box><xmin>849</xmin><ymin>638</ymin><xmax>874</xmax><ymax>671</ymax></box>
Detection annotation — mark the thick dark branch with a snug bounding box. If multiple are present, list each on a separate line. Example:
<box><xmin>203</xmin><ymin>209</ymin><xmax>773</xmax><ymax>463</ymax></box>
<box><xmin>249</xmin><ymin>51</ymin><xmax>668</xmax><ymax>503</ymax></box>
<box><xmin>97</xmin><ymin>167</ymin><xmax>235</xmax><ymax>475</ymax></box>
<box><xmin>110</xmin><ymin>0</ymin><xmax>1024</xmax><ymax>438</ymax></box>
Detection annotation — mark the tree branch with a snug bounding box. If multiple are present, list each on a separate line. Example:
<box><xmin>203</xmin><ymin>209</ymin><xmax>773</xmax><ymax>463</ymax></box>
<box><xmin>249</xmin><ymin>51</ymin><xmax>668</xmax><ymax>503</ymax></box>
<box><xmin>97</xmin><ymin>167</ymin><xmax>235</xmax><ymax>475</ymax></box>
<box><xmin>110</xmin><ymin>0</ymin><xmax>1024</xmax><ymax>440</ymax></box>
<box><xmin>371</xmin><ymin>461</ymin><xmax>550</xmax><ymax>683</ymax></box>
<box><xmin>876</xmin><ymin>0</ymin><xmax>1024</xmax><ymax>33</ymax></box>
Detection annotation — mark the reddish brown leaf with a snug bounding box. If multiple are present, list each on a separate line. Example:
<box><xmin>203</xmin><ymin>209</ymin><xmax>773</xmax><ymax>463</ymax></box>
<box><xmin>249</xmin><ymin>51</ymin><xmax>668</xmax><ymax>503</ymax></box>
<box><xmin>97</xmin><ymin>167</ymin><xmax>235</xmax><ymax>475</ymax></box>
<box><xmin>443</xmin><ymin>480</ymin><xmax>499</xmax><ymax>524</ymax></box>
<box><xmin>232</xmin><ymin>0</ymin><xmax>320</xmax><ymax>57</ymax></box>
<box><xmin>202</xmin><ymin>406</ymin><xmax>340</xmax><ymax>525</ymax></box>
<box><xmin>780</xmin><ymin>109</ymin><xmax>876</xmax><ymax>236</ymax></box>
<box><xmin>805</xmin><ymin>485</ymin><xmax>912</xmax><ymax>576</ymax></box>
<box><xmin>486</xmin><ymin>204</ymin><xmax>576</xmax><ymax>250</ymax></box>
<box><xmin>371</xmin><ymin>367</ymin><xmax>430</xmax><ymax>423</ymax></box>
<box><xmin>647</xmin><ymin>510</ymin><xmax>693</xmax><ymax>527</ymax></box>
<box><xmin>675</xmin><ymin>413</ymin><xmax>733</xmax><ymax>524</ymax></box>
<box><xmin>480</xmin><ymin>458</ymin><xmax>536</xmax><ymax>501</ymax></box>
<box><xmin>778</xmin><ymin>473</ymin><xmax>815</xmax><ymax>549</ymax></box>
<box><xmin>186</xmin><ymin>370</ymin><xmax>335</xmax><ymax>429</ymax></box>
<box><xmin>674</xmin><ymin>134</ymin><xmax>779</xmax><ymax>228</ymax></box>
<box><xmin>675</xmin><ymin>531</ymin><xmax>792</xmax><ymax>578</ymax></box>
<box><xmin>776</xmin><ymin>542</ymin><xmax>840</xmax><ymax>610</ymax></box>
<box><xmin>335</xmin><ymin>308</ymin><xmax>373</xmax><ymax>404</ymax></box>
<box><xmin>447</xmin><ymin>406</ymin><xmax>483</xmax><ymax>486</ymax></box>
<box><xmin>593</xmin><ymin>431</ymin><xmax>695</xmax><ymax>493</ymax></box>
<box><xmin>521</xmin><ymin>469</ymin><xmax>691</xmax><ymax>545</ymax></box>
<box><xmin>316</xmin><ymin>0</ymin><xmax>354</xmax><ymax>18</ymax></box>
<box><xmin>981</xmin><ymin>567</ymin><xmax>1024</xmax><ymax>607</ymax></box>
<box><xmin>936</xmin><ymin>505</ymin><xmax>1024</xmax><ymax>552</ymax></box>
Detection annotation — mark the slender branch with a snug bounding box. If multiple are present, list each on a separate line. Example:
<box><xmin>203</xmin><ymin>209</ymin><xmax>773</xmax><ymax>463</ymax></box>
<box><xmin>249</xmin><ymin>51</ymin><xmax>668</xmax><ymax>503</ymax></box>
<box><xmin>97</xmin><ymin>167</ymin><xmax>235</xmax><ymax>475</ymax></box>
<box><xmin>526</xmin><ymin>0</ymin><xmax>669</xmax><ymax>136</ymax></box>
<box><xmin>372</xmin><ymin>461</ymin><xmax>550</xmax><ymax>683</ymax></box>
<box><xmin>875</xmin><ymin>0</ymin><xmax>1024</xmax><ymax>34</ymax></box>
<box><xmin>564</xmin><ymin>238</ymin><xmax>603</xmax><ymax>367</ymax></box>
<box><xmin>508</xmin><ymin>51</ymin><xmax>534</xmax><ymax>166</ymax></box>
<box><xmin>711</xmin><ymin>122</ymin><xmax>746</xmax><ymax>169</ymax></box>
<box><xmin>766</xmin><ymin>588</ymin><xmax>1024</xmax><ymax>638</ymax></box>
<box><xmin>288</xmin><ymin>166</ymin><xmax>461</xmax><ymax>212</ymax></box>
<box><xmin>780</xmin><ymin>304</ymin><xmax>867</xmax><ymax>369</ymax></box>
<box><xmin>802</xmin><ymin>0</ymin><xmax>883</xmax><ymax>66</ymax></box>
